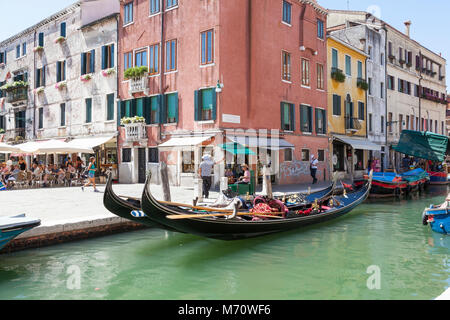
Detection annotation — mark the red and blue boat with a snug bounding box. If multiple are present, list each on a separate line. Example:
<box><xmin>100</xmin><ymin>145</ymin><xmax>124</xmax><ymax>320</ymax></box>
<box><xmin>422</xmin><ymin>195</ymin><xmax>450</xmax><ymax>235</ymax></box>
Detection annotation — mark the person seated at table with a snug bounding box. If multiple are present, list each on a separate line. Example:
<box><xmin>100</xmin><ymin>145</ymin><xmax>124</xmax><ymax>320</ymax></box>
<box><xmin>18</xmin><ymin>157</ymin><xmax>27</xmax><ymax>171</ymax></box>
<box><xmin>6</xmin><ymin>165</ymin><xmax>20</xmax><ymax>189</ymax></box>
<box><xmin>67</xmin><ymin>164</ymin><xmax>76</xmax><ymax>179</ymax></box>
<box><xmin>236</xmin><ymin>164</ymin><xmax>251</xmax><ymax>184</ymax></box>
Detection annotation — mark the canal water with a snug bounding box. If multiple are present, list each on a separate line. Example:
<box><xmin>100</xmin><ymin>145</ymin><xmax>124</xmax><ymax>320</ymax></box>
<box><xmin>0</xmin><ymin>186</ymin><xmax>449</xmax><ymax>300</ymax></box>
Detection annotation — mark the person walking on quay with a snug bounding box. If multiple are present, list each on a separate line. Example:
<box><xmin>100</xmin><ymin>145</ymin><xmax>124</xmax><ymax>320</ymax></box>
<box><xmin>198</xmin><ymin>154</ymin><xmax>224</xmax><ymax>199</ymax></box>
<box><xmin>82</xmin><ymin>157</ymin><xmax>99</xmax><ymax>192</ymax></box>
<box><xmin>310</xmin><ymin>155</ymin><xmax>318</xmax><ymax>184</ymax></box>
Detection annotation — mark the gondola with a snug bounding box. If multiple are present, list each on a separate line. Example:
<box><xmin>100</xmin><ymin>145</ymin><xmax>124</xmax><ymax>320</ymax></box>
<box><xmin>103</xmin><ymin>172</ymin><xmax>335</xmax><ymax>230</ymax></box>
<box><xmin>103</xmin><ymin>172</ymin><xmax>181</xmax><ymax>232</ymax></box>
<box><xmin>140</xmin><ymin>172</ymin><xmax>373</xmax><ymax>241</ymax></box>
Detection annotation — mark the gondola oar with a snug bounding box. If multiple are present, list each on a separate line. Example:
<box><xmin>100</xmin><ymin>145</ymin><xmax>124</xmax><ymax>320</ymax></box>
<box><xmin>167</xmin><ymin>212</ymin><xmax>285</xmax><ymax>220</ymax></box>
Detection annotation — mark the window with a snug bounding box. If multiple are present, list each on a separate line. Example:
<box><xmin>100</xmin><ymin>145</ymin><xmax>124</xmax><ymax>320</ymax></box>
<box><xmin>22</xmin><ymin>43</ymin><xmax>26</xmax><ymax>56</ymax></box>
<box><xmin>398</xmin><ymin>79</ymin><xmax>404</xmax><ymax>93</ymax></box>
<box><xmin>124</xmin><ymin>52</ymin><xmax>132</xmax><ymax>71</ymax></box>
<box><xmin>124</xmin><ymin>2</ymin><xmax>134</xmax><ymax>25</ymax></box>
<box><xmin>0</xmin><ymin>51</ymin><xmax>5</xmax><ymax>64</ymax></box>
<box><xmin>406</xmin><ymin>115</ymin><xmax>410</xmax><ymax>130</ymax></box>
<box><xmin>317</xmin><ymin>19</ymin><xmax>324</xmax><ymax>39</ymax></box>
<box><xmin>149</xmin><ymin>44</ymin><xmax>159</xmax><ymax>74</ymax></box>
<box><xmin>380</xmin><ymin>116</ymin><xmax>384</xmax><ymax>133</ymax></box>
<box><xmin>107</xmin><ymin>93</ymin><xmax>115</xmax><ymax>121</ymax></box>
<box><xmin>60</xmin><ymin>103</ymin><xmax>66</xmax><ymax>127</ymax></box>
<box><xmin>0</xmin><ymin>115</ymin><xmax>4</xmax><ymax>130</ymax></box>
<box><xmin>332</xmin><ymin>48</ymin><xmax>338</xmax><ymax>68</ymax></box>
<box><xmin>60</xmin><ymin>22</ymin><xmax>66</xmax><ymax>38</ymax></box>
<box><xmin>284</xmin><ymin>148</ymin><xmax>293</xmax><ymax>162</ymax></box>
<box><xmin>317</xmin><ymin>63</ymin><xmax>324</xmax><ymax>90</ymax></box>
<box><xmin>398</xmin><ymin>47</ymin><xmax>403</xmax><ymax>61</ymax></box>
<box><xmin>406</xmin><ymin>81</ymin><xmax>411</xmax><ymax>95</ymax></box>
<box><xmin>195</xmin><ymin>88</ymin><xmax>216</xmax><ymax>122</ymax></box>
<box><xmin>201</xmin><ymin>30</ymin><xmax>214</xmax><ymax>65</ymax></box>
<box><xmin>282</xmin><ymin>1</ymin><xmax>292</xmax><ymax>25</ymax></box>
<box><xmin>165</xmin><ymin>92</ymin><xmax>178</xmax><ymax>123</ymax></box>
<box><xmin>135</xmin><ymin>49</ymin><xmax>148</xmax><ymax>67</ymax></box>
<box><xmin>399</xmin><ymin>114</ymin><xmax>403</xmax><ymax>134</ymax></box>
<box><xmin>38</xmin><ymin>32</ymin><xmax>44</xmax><ymax>47</ymax></box>
<box><xmin>280</xmin><ymin>102</ymin><xmax>294</xmax><ymax>131</ymax></box>
<box><xmin>301</xmin><ymin>58</ymin><xmax>310</xmax><ymax>86</ymax></box>
<box><xmin>318</xmin><ymin>150</ymin><xmax>325</xmax><ymax>162</ymax></box>
<box><xmin>388</xmin><ymin>113</ymin><xmax>392</xmax><ymax>133</ymax></box>
<box><xmin>300</xmin><ymin>105</ymin><xmax>312</xmax><ymax>133</ymax></box>
<box><xmin>358</xmin><ymin>102</ymin><xmax>365</xmax><ymax>120</ymax></box>
<box><xmin>56</xmin><ymin>60</ymin><xmax>66</xmax><ymax>82</ymax></box>
<box><xmin>38</xmin><ymin>108</ymin><xmax>43</xmax><ymax>129</ymax></box>
<box><xmin>16</xmin><ymin>45</ymin><xmax>20</xmax><ymax>59</ymax></box>
<box><xmin>165</xmin><ymin>39</ymin><xmax>177</xmax><ymax>72</ymax></box>
<box><xmin>85</xmin><ymin>98</ymin><xmax>92</xmax><ymax>123</ymax></box>
<box><xmin>380</xmin><ymin>53</ymin><xmax>384</xmax><ymax>66</ymax></box>
<box><xmin>345</xmin><ymin>55</ymin><xmax>351</xmax><ymax>76</ymax></box>
<box><xmin>101</xmin><ymin>44</ymin><xmax>115</xmax><ymax>70</ymax></box>
<box><xmin>35</xmin><ymin>67</ymin><xmax>45</xmax><ymax>88</ymax></box>
<box><xmin>166</xmin><ymin>0</ymin><xmax>178</xmax><ymax>9</ymax></box>
<box><xmin>369</xmin><ymin>113</ymin><xmax>373</xmax><ymax>132</ymax></box>
<box><xmin>357</xmin><ymin>61</ymin><xmax>362</xmax><ymax>79</ymax></box>
<box><xmin>368</xmin><ymin>46</ymin><xmax>372</xmax><ymax>60</ymax></box>
<box><xmin>388</xmin><ymin>41</ymin><xmax>392</xmax><ymax>57</ymax></box>
<box><xmin>148</xmin><ymin>148</ymin><xmax>159</xmax><ymax>163</ymax></box>
<box><xmin>354</xmin><ymin>150</ymin><xmax>364</xmax><ymax>171</ymax></box>
<box><xmin>301</xmin><ymin>149</ymin><xmax>310</xmax><ymax>161</ymax></box>
<box><xmin>315</xmin><ymin>108</ymin><xmax>326</xmax><ymax>134</ymax></box>
<box><xmin>380</xmin><ymin>82</ymin><xmax>384</xmax><ymax>99</ymax></box>
<box><xmin>182</xmin><ymin>151</ymin><xmax>195</xmax><ymax>173</ymax></box>
<box><xmin>81</xmin><ymin>50</ymin><xmax>95</xmax><ymax>75</ymax></box>
<box><xmin>332</xmin><ymin>94</ymin><xmax>341</xmax><ymax>116</ymax></box>
<box><xmin>148</xmin><ymin>95</ymin><xmax>160</xmax><ymax>124</ymax></box>
<box><xmin>150</xmin><ymin>0</ymin><xmax>160</xmax><ymax>14</ymax></box>
<box><xmin>388</xmin><ymin>75</ymin><xmax>395</xmax><ymax>90</ymax></box>
<box><xmin>122</xmin><ymin>148</ymin><xmax>132</xmax><ymax>163</ymax></box>
<box><xmin>282</xmin><ymin>51</ymin><xmax>291</xmax><ymax>81</ymax></box>
<box><xmin>368</xmin><ymin>77</ymin><xmax>372</xmax><ymax>95</ymax></box>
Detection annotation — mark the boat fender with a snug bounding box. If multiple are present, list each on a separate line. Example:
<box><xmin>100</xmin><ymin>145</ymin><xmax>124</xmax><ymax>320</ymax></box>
<box><xmin>440</xmin><ymin>224</ymin><xmax>447</xmax><ymax>234</ymax></box>
<box><xmin>422</xmin><ymin>210</ymin><xmax>428</xmax><ymax>225</ymax></box>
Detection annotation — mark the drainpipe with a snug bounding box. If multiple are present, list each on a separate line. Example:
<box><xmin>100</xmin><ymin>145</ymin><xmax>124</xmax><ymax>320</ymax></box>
<box><xmin>116</xmin><ymin>13</ymin><xmax>120</xmax><ymax>181</ymax></box>
<box><xmin>33</xmin><ymin>30</ymin><xmax>37</xmax><ymax>141</ymax></box>
<box><xmin>419</xmin><ymin>50</ymin><xmax>422</xmax><ymax>131</ymax></box>
<box><xmin>383</xmin><ymin>23</ymin><xmax>389</xmax><ymax>169</ymax></box>
<box><xmin>158</xmin><ymin>0</ymin><xmax>165</xmax><ymax>143</ymax></box>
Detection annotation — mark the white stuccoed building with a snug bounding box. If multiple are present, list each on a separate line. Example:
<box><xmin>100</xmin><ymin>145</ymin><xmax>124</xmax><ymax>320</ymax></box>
<box><xmin>0</xmin><ymin>0</ymin><xmax>120</xmax><ymax>177</ymax></box>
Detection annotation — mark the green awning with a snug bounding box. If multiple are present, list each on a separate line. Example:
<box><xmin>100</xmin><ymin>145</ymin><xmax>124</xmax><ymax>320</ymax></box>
<box><xmin>392</xmin><ymin>130</ymin><xmax>449</xmax><ymax>162</ymax></box>
<box><xmin>220</xmin><ymin>143</ymin><xmax>256</xmax><ymax>155</ymax></box>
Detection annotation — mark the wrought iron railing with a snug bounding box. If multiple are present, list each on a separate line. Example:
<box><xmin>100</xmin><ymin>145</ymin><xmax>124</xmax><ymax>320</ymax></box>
<box><xmin>345</xmin><ymin>116</ymin><xmax>362</xmax><ymax>131</ymax></box>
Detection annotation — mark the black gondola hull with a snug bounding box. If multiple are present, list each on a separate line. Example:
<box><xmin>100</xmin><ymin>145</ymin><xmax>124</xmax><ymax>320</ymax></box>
<box><xmin>141</xmin><ymin>177</ymin><xmax>371</xmax><ymax>241</ymax></box>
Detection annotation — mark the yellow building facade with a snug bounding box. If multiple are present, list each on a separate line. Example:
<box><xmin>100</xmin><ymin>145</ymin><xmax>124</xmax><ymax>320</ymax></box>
<box><xmin>327</xmin><ymin>35</ymin><xmax>374</xmax><ymax>180</ymax></box>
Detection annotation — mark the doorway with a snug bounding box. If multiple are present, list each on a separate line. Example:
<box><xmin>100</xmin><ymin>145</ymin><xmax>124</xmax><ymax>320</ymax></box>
<box><xmin>138</xmin><ymin>148</ymin><xmax>146</xmax><ymax>184</ymax></box>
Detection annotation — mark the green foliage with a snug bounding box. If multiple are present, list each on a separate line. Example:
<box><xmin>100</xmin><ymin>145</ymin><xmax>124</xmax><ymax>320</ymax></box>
<box><xmin>124</xmin><ymin>66</ymin><xmax>149</xmax><ymax>80</ymax></box>
<box><xmin>331</xmin><ymin>69</ymin><xmax>346</xmax><ymax>83</ymax></box>
<box><xmin>121</xmin><ymin>116</ymin><xmax>146</xmax><ymax>125</ymax></box>
<box><xmin>357</xmin><ymin>79</ymin><xmax>369</xmax><ymax>91</ymax></box>
<box><xmin>0</xmin><ymin>81</ymin><xmax>29</xmax><ymax>91</ymax></box>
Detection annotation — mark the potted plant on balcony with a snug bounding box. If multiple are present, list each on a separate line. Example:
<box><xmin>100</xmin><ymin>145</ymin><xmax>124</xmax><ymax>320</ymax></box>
<box><xmin>0</xmin><ymin>128</ymin><xmax>5</xmax><ymax>134</ymax></box>
<box><xmin>34</xmin><ymin>87</ymin><xmax>45</xmax><ymax>95</ymax></box>
<box><xmin>357</xmin><ymin>78</ymin><xmax>369</xmax><ymax>91</ymax></box>
<box><xmin>121</xmin><ymin>116</ymin><xmax>146</xmax><ymax>125</ymax></box>
<box><xmin>331</xmin><ymin>68</ymin><xmax>345</xmax><ymax>83</ymax></box>
<box><xmin>55</xmin><ymin>81</ymin><xmax>67</xmax><ymax>90</ymax></box>
<box><xmin>124</xmin><ymin>66</ymin><xmax>149</xmax><ymax>80</ymax></box>
<box><xmin>0</xmin><ymin>81</ymin><xmax>29</xmax><ymax>92</ymax></box>
<box><xmin>54</xmin><ymin>36</ymin><xmax>66</xmax><ymax>44</ymax></box>
<box><xmin>80</xmin><ymin>74</ymin><xmax>92</xmax><ymax>82</ymax></box>
<box><xmin>102</xmin><ymin>68</ymin><xmax>116</xmax><ymax>77</ymax></box>
<box><xmin>33</xmin><ymin>46</ymin><xmax>44</xmax><ymax>53</ymax></box>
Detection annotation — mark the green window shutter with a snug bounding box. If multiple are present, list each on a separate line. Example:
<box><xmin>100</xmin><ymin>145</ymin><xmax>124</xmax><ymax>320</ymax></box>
<box><xmin>131</xmin><ymin>99</ymin><xmax>137</xmax><ymax>117</ymax></box>
<box><xmin>291</xmin><ymin>103</ymin><xmax>295</xmax><ymax>131</ymax></box>
<box><xmin>159</xmin><ymin>94</ymin><xmax>166</xmax><ymax>124</ymax></box>
<box><xmin>194</xmin><ymin>90</ymin><xmax>201</xmax><ymax>121</ymax></box>
<box><xmin>125</xmin><ymin>100</ymin><xmax>131</xmax><ymax>117</ymax></box>
<box><xmin>151</xmin><ymin>96</ymin><xmax>160</xmax><ymax>124</ymax></box>
<box><xmin>143</xmin><ymin>97</ymin><xmax>151</xmax><ymax>124</ymax></box>
<box><xmin>212</xmin><ymin>89</ymin><xmax>217</xmax><ymax>120</ymax></box>
<box><xmin>101</xmin><ymin>46</ymin><xmax>107</xmax><ymax>70</ymax></box>
<box><xmin>56</xmin><ymin>62</ymin><xmax>61</xmax><ymax>83</ymax></box>
<box><xmin>107</xmin><ymin>93</ymin><xmax>114</xmax><ymax>121</ymax></box>
<box><xmin>42</xmin><ymin>67</ymin><xmax>45</xmax><ymax>86</ymax></box>
<box><xmin>38</xmin><ymin>33</ymin><xmax>44</xmax><ymax>47</ymax></box>
<box><xmin>35</xmin><ymin>69</ymin><xmax>40</xmax><ymax>88</ymax></box>
<box><xmin>174</xmin><ymin>92</ymin><xmax>179</xmax><ymax>123</ymax></box>
<box><xmin>90</xmin><ymin>49</ymin><xmax>95</xmax><ymax>73</ymax></box>
<box><xmin>117</xmin><ymin>101</ymin><xmax>122</xmax><ymax>126</ymax></box>
<box><xmin>332</xmin><ymin>49</ymin><xmax>338</xmax><ymax>68</ymax></box>
<box><xmin>111</xmin><ymin>44</ymin><xmax>115</xmax><ymax>68</ymax></box>
<box><xmin>300</xmin><ymin>105</ymin><xmax>306</xmax><ymax>132</ymax></box>
<box><xmin>81</xmin><ymin>53</ymin><xmax>86</xmax><ymax>75</ymax></box>
<box><xmin>136</xmin><ymin>98</ymin><xmax>144</xmax><ymax>117</ymax></box>
<box><xmin>61</xmin><ymin>22</ymin><xmax>66</xmax><ymax>38</ymax></box>
<box><xmin>322</xmin><ymin>109</ymin><xmax>327</xmax><ymax>134</ymax></box>
<box><xmin>315</xmin><ymin>108</ymin><xmax>319</xmax><ymax>134</ymax></box>
<box><xmin>86</xmin><ymin>98</ymin><xmax>92</xmax><ymax>123</ymax></box>
<box><xmin>309</xmin><ymin>106</ymin><xmax>313</xmax><ymax>132</ymax></box>
<box><xmin>280</xmin><ymin>102</ymin><xmax>284</xmax><ymax>129</ymax></box>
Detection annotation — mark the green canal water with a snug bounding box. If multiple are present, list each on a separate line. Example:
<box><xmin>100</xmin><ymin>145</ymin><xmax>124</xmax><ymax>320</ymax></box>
<box><xmin>0</xmin><ymin>187</ymin><xmax>449</xmax><ymax>300</ymax></box>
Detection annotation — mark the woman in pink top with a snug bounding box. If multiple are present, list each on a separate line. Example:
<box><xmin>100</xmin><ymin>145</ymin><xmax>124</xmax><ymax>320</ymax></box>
<box><xmin>237</xmin><ymin>164</ymin><xmax>250</xmax><ymax>184</ymax></box>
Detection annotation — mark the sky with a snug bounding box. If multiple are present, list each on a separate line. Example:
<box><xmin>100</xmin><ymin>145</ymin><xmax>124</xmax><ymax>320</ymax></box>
<box><xmin>0</xmin><ymin>0</ymin><xmax>449</xmax><ymax>90</ymax></box>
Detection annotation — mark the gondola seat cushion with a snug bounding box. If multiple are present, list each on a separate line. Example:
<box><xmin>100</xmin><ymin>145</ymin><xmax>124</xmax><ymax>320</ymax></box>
<box><xmin>229</xmin><ymin>171</ymin><xmax>255</xmax><ymax>195</ymax></box>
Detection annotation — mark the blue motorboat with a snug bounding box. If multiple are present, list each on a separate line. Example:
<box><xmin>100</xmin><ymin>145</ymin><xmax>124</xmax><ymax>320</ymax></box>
<box><xmin>0</xmin><ymin>214</ymin><xmax>41</xmax><ymax>251</ymax></box>
<box><xmin>422</xmin><ymin>196</ymin><xmax>450</xmax><ymax>235</ymax></box>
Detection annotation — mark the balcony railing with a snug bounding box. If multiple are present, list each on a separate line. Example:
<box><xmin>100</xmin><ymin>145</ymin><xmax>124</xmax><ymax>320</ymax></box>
<box><xmin>124</xmin><ymin>123</ymin><xmax>147</xmax><ymax>142</ymax></box>
<box><xmin>345</xmin><ymin>116</ymin><xmax>362</xmax><ymax>132</ymax></box>
<box><xmin>5</xmin><ymin>128</ymin><xmax>26</xmax><ymax>143</ymax></box>
<box><xmin>331</xmin><ymin>67</ymin><xmax>345</xmax><ymax>82</ymax></box>
<box><xmin>6</xmin><ymin>87</ymin><xmax>28</xmax><ymax>104</ymax></box>
<box><xmin>129</xmin><ymin>73</ymin><xmax>149</xmax><ymax>95</ymax></box>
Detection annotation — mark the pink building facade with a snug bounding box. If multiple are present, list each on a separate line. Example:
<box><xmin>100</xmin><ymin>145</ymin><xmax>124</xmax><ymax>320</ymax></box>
<box><xmin>117</xmin><ymin>0</ymin><xmax>329</xmax><ymax>187</ymax></box>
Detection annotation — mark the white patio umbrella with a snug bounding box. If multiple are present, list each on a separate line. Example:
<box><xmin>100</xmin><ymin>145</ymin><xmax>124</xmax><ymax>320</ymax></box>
<box><xmin>0</xmin><ymin>142</ymin><xmax>20</xmax><ymax>153</ymax></box>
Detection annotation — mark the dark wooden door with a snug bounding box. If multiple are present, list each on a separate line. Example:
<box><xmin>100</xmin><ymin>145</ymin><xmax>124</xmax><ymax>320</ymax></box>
<box><xmin>138</xmin><ymin>148</ymin><xmax>146</xmax><ymax>184</ymax></box>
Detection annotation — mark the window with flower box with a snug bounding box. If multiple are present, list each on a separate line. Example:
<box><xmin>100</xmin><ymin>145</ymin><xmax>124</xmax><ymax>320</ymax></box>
<box><xmin>56</xmin><ymin>60</ymin><xmax>66</xmax><ymax>82</ymax></box>
<box><xmin>81</xmin><ymin>50</ymin><xmax>95</xmax><ymax>75</ymax></box>
<box><xmin>102</xmin><ymin>44</ymin><xmax>115</xmax><ymax>70</ymax></box>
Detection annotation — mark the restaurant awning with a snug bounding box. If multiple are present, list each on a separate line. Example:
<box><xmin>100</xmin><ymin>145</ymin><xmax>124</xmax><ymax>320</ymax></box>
<box><xmin>219</xmin><ymin>142</ymin><xmax>256</xmax><ymax>155</ymax></box>
<box><xmin>227</xmin><ymin>136</ymin><xmax>294</xmax><ymax>150</ymax></box>
<box><xmin>158</xmin><ymin>135</ymin><xmax>214</xmax><ymax>150</ymax></box>
<box><xmin>0</xmin><ymin>143</ymin><xmax>20</xmax><ymax>153</ymax></box>
<box><xmin>15</xmin><ymin>140</ymin><xmax>94</xmax><ymax>154</ymax></box>
<box><xmin>333</xmin><ymin>135</ymin><xmax>382</xmax><ymax>151</ymax></box>
<box><xmin>66</xmin><ymin>135</ymin><xmax>116</xmax><ymax>151</ymax></box>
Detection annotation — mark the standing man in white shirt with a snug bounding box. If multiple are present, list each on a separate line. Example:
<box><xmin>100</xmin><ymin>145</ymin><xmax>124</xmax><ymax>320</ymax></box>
<box><xmin>310</xmin><ymin>155</ymin><xmax>319</xmax><ymax>184</ymax></box>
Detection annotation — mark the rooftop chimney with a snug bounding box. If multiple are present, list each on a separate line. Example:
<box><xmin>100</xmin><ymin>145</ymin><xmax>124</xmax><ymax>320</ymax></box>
<box><xmin>404</xmin><ymin>20</ymin><xmax>411</xmax><ymax>37</ymax></box>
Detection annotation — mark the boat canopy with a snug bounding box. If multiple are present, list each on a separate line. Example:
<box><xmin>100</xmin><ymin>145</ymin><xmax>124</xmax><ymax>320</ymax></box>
<box><xmin>393</xmin><ymin>130</ymin><xmax>449</xmax><ymax>162</ymax></box>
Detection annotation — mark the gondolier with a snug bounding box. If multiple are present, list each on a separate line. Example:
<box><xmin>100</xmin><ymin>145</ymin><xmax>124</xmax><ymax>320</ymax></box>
<box><xmin>310</xmin><ymin>155</ymin><xmax>318</xmax><ymax>184</ymax></box>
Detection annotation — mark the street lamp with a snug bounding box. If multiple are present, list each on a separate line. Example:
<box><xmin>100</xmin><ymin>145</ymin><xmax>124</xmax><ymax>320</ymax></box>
<box><xmin>215</xmin><ymin>80</ymin><xmax>224</xmax><ymax>93</ymax></box>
